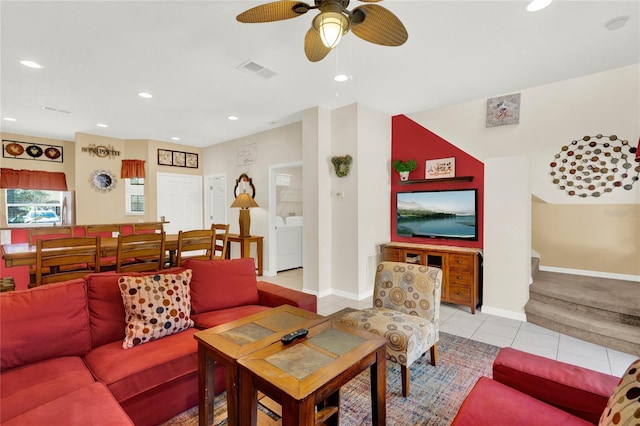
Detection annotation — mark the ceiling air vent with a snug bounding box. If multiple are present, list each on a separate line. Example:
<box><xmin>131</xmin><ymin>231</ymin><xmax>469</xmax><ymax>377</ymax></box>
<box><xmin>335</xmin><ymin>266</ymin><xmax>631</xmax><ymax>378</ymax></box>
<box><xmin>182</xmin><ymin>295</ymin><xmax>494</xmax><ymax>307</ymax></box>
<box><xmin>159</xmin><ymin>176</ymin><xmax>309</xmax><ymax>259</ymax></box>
<box><xmin>237</xmin><ymin>60</ymin><xmax>277</xmax><ymax>79</ymax></box>
<box><xmin>41</xmin><ymin>106</ymin><xmax>71</xmax><ymax>114</ymax></box>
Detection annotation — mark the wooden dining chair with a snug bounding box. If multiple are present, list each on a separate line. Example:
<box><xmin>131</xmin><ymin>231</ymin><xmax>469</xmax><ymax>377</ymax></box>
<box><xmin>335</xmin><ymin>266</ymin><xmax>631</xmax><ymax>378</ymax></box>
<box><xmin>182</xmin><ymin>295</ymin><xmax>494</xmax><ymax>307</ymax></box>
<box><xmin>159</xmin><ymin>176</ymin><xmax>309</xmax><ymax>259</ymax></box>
<box><xmin>85</xmin><ymin>225</ymin><xmax>121</xmax><ymax>269</ymax></box>
<box><xmin>28</xmin><ymin>226</ymin><xmax>76</xmax><ymax>284</ymax></box>
<box><xmin>175</xmin><ymin>229</ymin><xmax>216</xmax><ymax>265</ymax></box>
<box><xmin>116</xmin><ymin>232</ymin><xmax>165</xmax><ymax>273</ymax></box>
<box><xmin>35</xmin><ymin>236</ymin><xmax>101</xmax><ymax>287</ymax></box>
<box><xmin>28</xmin><ymin>226</ymin><xmax>74</xmax><ymax>245</ymax></box>
<box><xmin>211</xmin><ymin>223</ymin><xmax>230</xmax><ymax>259</ymax></box>
<box><xmin>132</xmin><ymin>223</ymin><xmax>164</xmax><ymax>234</ymax></box>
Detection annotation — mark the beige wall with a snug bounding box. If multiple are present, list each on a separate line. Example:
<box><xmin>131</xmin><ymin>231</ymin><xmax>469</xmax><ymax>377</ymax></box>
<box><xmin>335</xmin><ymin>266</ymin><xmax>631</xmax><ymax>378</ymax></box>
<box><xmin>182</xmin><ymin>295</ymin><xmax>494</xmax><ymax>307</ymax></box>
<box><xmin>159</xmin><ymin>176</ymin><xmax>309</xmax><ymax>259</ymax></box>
<box><xmin>533</xmin><ymin>199</ymin><xmax>640</xmax><ymax>276</ymax></box>
<box><xmin>0</xmin><ymin>132</ymin><xmax>75</xmax><ymax>226</ymax></box>
<box><xmin>2</xmin><ymin>131</ymin><xmax>201</xmax><ymax>226</ymax></box>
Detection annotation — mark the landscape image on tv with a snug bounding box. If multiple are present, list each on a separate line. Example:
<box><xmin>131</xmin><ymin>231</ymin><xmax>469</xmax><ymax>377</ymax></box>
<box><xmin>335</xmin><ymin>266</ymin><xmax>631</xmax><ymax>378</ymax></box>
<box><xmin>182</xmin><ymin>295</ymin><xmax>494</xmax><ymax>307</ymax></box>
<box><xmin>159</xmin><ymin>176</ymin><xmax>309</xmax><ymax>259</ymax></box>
<box><xmin>396</xmin><ymin>190</ymin><xmax>477</xmax><ymax>240</ymax></box>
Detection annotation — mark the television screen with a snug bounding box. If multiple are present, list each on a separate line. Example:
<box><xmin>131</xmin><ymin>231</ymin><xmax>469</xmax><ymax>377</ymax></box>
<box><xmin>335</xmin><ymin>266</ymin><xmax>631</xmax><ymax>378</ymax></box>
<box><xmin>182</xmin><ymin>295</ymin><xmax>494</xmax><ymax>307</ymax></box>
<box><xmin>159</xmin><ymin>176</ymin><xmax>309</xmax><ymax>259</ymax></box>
<box><xmin>396</xmin><ymin>189</ymin><xmax>478</xmax><ymax>240</ymax></box>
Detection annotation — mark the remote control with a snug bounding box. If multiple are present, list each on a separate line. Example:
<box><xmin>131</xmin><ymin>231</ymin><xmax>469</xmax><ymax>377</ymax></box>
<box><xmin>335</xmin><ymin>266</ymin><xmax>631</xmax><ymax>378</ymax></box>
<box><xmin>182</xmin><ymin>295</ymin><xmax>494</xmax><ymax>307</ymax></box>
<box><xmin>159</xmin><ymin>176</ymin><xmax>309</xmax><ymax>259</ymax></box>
<box><xmin>280</xmin><ymin>328</ymin><xmax>309</xmax><ymax>345</ymax></box>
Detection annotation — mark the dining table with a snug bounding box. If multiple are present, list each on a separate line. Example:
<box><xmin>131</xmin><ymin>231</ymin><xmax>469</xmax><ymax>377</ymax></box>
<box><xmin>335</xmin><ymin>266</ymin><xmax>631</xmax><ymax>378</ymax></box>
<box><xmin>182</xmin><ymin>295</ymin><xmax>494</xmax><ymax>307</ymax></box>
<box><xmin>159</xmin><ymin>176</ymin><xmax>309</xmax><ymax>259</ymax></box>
<box><xmin>1</xmin><ymin>234</ymin><xmax>180</xmax><ymax>269</ymax></box>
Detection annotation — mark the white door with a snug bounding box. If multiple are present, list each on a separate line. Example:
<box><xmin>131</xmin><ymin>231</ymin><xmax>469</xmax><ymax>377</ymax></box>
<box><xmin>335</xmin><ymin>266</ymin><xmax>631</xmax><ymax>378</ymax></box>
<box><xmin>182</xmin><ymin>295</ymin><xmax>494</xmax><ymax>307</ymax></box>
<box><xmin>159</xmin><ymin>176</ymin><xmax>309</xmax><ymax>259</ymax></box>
<box><xmin>204</xmin><ymin>174</ymin><xmax>227</xmax><ymax>228</ymax></box>
<box><xmin>157</xmin><ymin>173</ymin><xmax>203</xmax><ymax>235</ymax></box>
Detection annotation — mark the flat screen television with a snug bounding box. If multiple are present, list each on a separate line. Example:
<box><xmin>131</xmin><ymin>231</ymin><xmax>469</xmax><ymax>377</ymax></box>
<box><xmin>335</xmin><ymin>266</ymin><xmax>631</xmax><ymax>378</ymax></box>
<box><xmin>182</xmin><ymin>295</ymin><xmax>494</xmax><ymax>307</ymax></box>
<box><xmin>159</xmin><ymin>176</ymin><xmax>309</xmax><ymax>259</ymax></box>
<box><xmin>396</xmin><ymin>189</ymin><xmax>478</xmax><ymax>241</ymax></box>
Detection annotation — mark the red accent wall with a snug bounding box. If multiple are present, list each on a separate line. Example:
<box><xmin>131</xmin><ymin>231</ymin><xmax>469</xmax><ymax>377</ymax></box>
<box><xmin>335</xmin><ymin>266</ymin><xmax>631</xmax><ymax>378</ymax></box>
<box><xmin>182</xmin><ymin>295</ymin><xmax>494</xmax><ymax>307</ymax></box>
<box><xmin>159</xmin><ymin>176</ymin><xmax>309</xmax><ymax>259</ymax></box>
<box><xmin>392</xmin><ymin>115</ymin><xmax>484</xmax><ymax>249</ymax></box>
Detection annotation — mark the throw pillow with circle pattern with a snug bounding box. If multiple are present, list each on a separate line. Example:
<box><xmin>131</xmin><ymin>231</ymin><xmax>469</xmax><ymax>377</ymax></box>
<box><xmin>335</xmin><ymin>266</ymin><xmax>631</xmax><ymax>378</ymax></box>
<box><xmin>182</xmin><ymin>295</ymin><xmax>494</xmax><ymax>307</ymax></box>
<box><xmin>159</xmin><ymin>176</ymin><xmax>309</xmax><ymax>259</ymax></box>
<box><xmin>119</xmin><ymin>269</ymin><xmax>194</xmax><ymax>349</ymax></box>
<box><xmin>599</xmin><ymin>358</ymin><xmax>640</xmax><ymax>425</ymax></box>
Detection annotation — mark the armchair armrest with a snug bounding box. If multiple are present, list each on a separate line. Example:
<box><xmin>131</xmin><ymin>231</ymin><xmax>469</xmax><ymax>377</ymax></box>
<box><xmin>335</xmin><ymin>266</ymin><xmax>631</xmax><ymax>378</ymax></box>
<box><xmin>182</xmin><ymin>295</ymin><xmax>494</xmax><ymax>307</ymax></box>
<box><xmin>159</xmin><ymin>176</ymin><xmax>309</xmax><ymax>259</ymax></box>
<box><xmin>256</xmin><ymin>281</ymin><xmax>317</xmax><ymax>313</ymax></box>
<box><xmin>493</xmin><ymin>347</ymin><xmax>619</xmax><ymax>424</ymax></box>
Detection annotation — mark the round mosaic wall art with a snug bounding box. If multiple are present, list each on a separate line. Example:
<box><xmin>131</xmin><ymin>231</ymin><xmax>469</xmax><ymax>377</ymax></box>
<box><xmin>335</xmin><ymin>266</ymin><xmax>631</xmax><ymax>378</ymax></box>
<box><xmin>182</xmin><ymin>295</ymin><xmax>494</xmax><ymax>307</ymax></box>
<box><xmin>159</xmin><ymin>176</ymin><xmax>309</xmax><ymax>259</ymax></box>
<box><xmin>550</xmin><ymin>134</ymin><xmax>639</xmax><ymax>197</ymax></box>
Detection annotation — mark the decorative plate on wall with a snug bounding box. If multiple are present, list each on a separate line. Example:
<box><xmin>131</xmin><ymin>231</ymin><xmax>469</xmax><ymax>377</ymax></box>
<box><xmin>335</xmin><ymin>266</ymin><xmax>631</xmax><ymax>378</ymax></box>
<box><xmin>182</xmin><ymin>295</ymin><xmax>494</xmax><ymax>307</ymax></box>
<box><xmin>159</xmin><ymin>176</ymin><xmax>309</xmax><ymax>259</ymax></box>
<box><xmin>550</xmin><ymin>134</ymin><xmax>639</xmax><ymax>197</ymax></box>
<box><xmin>89</xmin><ymin>169</ymin><xmax>117</xmax><ymax>192</ymax></box>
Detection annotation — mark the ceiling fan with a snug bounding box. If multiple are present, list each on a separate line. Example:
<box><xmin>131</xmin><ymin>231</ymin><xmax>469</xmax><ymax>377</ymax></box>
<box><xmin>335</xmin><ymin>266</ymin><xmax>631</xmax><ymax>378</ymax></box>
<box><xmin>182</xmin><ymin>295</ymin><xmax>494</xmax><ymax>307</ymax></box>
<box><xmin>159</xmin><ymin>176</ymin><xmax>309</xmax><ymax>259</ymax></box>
<box><xmin>236</xmin><ymin>0</ymin><xmax>408</xmax><ymax>62</ymax></box>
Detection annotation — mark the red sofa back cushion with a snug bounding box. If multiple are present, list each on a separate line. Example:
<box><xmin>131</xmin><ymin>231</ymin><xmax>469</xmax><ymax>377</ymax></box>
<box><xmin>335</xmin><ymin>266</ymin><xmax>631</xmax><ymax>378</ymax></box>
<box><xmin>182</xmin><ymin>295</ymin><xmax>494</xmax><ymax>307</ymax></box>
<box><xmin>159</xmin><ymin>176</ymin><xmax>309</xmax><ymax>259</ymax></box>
<box><xmin>183</xmin><ymin>258</ymin><xmax>259</xmax><ymax>313</ymax></box>
<box><xmin>0</xmin><ymin>280</ymin><xmax>91</xmax><ymax>371</ymax></box>
<box><xmin>85</xmin><ymin>268</ymin><xmax>187</xmax><ymax>348</ymax></box>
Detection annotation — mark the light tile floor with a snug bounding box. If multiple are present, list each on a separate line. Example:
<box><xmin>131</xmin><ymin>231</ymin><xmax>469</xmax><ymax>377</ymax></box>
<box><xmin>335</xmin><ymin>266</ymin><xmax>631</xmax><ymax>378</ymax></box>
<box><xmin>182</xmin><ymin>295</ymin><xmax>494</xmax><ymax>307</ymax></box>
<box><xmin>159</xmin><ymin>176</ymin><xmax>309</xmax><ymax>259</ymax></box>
<box><xmin>266</xmin><ymin>268</ymin><xmax>637</xmax><ymax>377</ymax></box>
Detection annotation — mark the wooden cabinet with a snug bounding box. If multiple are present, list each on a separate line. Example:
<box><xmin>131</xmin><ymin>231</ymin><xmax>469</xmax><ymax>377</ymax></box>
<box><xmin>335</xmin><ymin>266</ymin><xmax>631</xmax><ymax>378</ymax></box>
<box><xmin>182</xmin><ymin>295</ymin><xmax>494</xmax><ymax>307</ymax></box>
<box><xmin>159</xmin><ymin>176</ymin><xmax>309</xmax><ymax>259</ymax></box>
<box><xmin>380</xmin><ymin>242</ymin><xmax>482</xmax><ymax>314</ymax></box>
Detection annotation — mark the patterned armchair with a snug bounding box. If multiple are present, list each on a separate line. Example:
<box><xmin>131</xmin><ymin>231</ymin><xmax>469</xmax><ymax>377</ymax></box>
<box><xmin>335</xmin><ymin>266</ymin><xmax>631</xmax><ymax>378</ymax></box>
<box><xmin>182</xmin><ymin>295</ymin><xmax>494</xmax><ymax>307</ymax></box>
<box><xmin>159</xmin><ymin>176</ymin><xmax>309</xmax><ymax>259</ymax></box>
<box><xmin>340</xmin><ymin>261</ymin><xmax>443</xmax><ymax>396</ymax></box>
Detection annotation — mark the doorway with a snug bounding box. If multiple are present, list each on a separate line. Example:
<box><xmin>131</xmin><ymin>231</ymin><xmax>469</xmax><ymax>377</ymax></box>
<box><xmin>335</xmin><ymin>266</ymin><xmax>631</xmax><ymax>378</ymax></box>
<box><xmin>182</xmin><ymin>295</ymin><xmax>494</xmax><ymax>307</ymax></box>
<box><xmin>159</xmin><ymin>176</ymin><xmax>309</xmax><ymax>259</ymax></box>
<box><xmin>156</xmin><ymin>173</ymin><xmax>203</xmax><ymax>235</ymax></box>
<box><xmin>204</xmin><ymin>173</ymin><xmax>227</xmax><ymax>228</ymax></box>
<box><xmin>268</xmin><ymin>162</ymin><xmax>303</xmax><ymax>276</ymax></box>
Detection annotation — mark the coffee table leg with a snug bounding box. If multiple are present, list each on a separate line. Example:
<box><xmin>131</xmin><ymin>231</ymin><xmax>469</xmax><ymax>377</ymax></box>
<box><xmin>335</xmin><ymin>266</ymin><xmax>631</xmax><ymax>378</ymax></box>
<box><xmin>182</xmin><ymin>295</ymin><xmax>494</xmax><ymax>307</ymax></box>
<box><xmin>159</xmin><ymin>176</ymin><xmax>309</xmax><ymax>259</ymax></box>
<box><xmin>371</xmin><ymin>346</ymin><xmax>387</xmax><ymax>426</ymax></box>
<box><xmin>239</xmin><ymin>370</ymin><xmax>257</xmax><ymax>426</ymax></box>
<box><xmin>282</xmin><ymin>397</ymin><xmax>315</xmax><ymax>426</ymax></box>
<box><xmin>198</xmin><ymin>345</ymin><xmax>215</xmax><ymax>425</ymax></box>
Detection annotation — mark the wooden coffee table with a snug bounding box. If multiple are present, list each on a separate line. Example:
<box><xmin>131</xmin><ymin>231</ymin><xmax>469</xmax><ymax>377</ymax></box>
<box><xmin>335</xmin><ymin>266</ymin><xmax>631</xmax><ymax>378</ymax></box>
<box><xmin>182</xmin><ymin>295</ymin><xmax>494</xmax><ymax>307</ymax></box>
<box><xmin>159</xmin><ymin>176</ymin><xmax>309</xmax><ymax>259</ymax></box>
<box><xmin>193</xmin><ymin>305</ymin><xmax>325</xmax><ymax>426</ymax></box>
<box><xmin>237</xmin><ymin>319</ymin><xmax>387</xmax><ymax>426</ymax></box>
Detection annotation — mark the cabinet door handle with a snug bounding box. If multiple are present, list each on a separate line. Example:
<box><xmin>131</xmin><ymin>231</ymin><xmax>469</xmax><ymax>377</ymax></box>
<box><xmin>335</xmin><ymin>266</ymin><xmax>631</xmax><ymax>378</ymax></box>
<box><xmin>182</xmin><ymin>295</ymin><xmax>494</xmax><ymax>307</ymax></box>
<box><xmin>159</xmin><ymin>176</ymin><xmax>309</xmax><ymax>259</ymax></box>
<box><xmin>456</xmin><ymin>260</ymin><xmax>462</xmax><ymax>264</ymax></box>
<box><xmin>456</xmin><ymin>275</ymin><xmax>463</xmax><ymax>280</ymax></box>
<box><xmin>456</xmin><ymin>291</ymin><xmax>463</xmax><ymax>296</ymax></box>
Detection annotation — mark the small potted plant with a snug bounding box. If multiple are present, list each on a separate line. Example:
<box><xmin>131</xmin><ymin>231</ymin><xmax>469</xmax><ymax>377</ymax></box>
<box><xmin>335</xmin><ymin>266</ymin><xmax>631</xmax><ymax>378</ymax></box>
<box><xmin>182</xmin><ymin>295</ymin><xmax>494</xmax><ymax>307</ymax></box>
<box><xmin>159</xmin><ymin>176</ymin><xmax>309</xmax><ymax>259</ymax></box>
<box><xmin>393</xmin><ymin>159</ymin><xmax>417</xmax><ymax>181</ymax></box>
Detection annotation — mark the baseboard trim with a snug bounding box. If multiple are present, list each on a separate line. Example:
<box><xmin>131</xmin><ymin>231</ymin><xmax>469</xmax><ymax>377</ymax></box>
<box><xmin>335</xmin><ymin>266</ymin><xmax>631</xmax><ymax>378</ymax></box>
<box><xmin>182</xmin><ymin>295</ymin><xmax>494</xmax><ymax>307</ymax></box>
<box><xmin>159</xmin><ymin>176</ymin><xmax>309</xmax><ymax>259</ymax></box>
<box><xmin>481</xmin><ymin>305</ymin><xmax>527</xmax><ymax>322</ymax></box>
<box><xmin>330</xmin><ymin>288</ymin><xmax>373</xmax><ymax>301</ymax></box>
<box><xmin>539</xmin><ymin>266</ymin><xmax>640</xmax><ymax>282</ymax></box>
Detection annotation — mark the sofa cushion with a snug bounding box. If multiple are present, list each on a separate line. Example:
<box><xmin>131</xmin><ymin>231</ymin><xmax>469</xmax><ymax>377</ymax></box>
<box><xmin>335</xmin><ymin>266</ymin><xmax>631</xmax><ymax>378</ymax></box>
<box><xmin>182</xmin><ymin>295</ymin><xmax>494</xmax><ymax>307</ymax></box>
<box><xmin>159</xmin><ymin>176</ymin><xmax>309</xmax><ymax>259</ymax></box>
<box><xmin>191</xmin><ymin>304</ymin><xmax>271</xmax><ymax>329</ymax></box>
<box><xmin>599</xmin><ymin>358</ymin><xmax>640</xmax><ymax>426</ymax></box>
<box><xmin>119</xmin><ymin>270</ymin><xmax>194</xmax><ymax>348</ymax></box>
<box><xmin>493</xmin><ymin>347</ymin><xmax>619</xmax><ymax>423</ymax></box>
<box><xmin>3</xmin><ymin>383</ymin><xmax>133</xmax><ymax>426</ymax></box>
<box><xmin>257</xmin><ymin>281</ymin><xmax>317</xmax><ymax>313</ymax></box>
<box><xmin>184</xmin><ymin>258</ymin><xmax>259</xmax><ymax>313</ymax></box>
<box><xmin>451</xmin><ymin>377</ymin><xmax>593</xmax><ymax>426</ymax></box>
<box><xmin>0</xmin><ymin>356</ymin><xmax>96</xmax><ymax>422</ymax></box>
<box><xmin>86</xmin><ymin>267</ymin><xmax>187</xmax><ymax>348</ymax></box>
<box><xmin>83</xmin><ymin>328</ymin><xmax>198</xmax><ymax>404</ymax></box>
<box><xmin>0</xmin><ymin>279</ymin><xmax>91</xmax><ymax>371</ymax></box>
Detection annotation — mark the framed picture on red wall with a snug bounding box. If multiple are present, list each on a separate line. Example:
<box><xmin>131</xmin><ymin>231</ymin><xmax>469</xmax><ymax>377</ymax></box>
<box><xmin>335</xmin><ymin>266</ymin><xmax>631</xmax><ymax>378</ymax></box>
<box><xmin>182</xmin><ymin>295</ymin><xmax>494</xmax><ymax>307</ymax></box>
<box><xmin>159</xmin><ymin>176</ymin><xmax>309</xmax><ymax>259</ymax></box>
<box><xmin>425</xmin><ymin>157</ymin><xmax>455</xmax><ymax>179</ymax></box>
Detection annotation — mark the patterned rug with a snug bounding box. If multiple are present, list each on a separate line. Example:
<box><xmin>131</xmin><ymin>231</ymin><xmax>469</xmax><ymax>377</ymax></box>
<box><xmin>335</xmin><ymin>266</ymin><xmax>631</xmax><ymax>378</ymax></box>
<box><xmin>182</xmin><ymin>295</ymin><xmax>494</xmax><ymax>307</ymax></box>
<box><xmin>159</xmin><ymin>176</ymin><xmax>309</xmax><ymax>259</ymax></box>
<box><xmin>162</xmin><ymin>330</ymin><xmax>499</xmax><ymax>426</ymax></box>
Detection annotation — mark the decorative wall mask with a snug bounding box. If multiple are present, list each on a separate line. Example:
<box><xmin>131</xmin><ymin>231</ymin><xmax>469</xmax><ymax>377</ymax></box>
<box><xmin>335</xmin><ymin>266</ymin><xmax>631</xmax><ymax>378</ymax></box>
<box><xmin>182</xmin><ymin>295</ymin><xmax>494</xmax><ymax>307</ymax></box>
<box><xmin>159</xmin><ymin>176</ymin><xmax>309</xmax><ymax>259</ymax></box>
<box><xmin>550</xmin><ymin>134</ymin><xmax>639</xmax><ymax>197</ymax></box>
<box><xmin>331</xmin><ymin>155</ymin><xmax>353</xmax><ymax>177</ymax></box>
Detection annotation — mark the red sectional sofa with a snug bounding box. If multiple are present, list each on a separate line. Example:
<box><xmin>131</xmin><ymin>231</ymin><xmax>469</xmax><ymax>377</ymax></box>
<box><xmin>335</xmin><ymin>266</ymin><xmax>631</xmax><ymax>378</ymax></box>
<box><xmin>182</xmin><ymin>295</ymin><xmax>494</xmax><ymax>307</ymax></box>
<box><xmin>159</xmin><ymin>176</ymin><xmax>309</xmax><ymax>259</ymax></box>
<box><xmin>0</xmin><ymin>258</ymin><xmax>316</xmax><ymax>425</ymax></box>
<box><xmin>451</xmin><ymin>347</ymin><xmax>624</xmax><ymax>425</ymax></box>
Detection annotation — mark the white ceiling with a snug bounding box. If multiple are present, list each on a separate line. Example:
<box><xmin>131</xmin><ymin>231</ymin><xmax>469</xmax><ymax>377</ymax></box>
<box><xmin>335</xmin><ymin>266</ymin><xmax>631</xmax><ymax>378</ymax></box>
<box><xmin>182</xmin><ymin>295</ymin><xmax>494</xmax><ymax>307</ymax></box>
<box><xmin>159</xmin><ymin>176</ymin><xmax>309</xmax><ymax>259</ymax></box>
<box><xmin>1</xmin><ymin>1</ymin><xmax>638</xmax><ymax>148</ymax></box>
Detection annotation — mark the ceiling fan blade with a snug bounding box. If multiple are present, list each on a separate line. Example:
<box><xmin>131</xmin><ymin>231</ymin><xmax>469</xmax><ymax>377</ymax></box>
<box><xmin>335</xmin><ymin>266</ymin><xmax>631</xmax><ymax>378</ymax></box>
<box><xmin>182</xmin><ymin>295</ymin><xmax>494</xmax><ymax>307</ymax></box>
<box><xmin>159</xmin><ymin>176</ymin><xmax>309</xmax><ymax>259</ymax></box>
<box><xmin>237</xmin><ymin>1</ymin><xmax>310</xmax><ymax>23</ymax></box>
<box><xmin>304</xmin><ymin>28</ymin><xmax>332</xmax><ymax>62</ymax></box>
<box><xmin>351</xmin><ymin>4</ymin><xmax>408</xmax><ymax>46</ymax></box>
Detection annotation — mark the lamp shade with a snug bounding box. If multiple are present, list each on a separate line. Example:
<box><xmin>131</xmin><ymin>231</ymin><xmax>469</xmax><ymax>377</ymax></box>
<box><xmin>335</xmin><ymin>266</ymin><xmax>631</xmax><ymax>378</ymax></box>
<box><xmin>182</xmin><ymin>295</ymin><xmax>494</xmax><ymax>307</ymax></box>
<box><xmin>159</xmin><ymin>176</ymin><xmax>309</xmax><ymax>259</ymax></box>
<box><xmin>231</xmin><ymin>192</ymin><xmax>259</xmax><ymax>209</ymax></box>
<box><xmin>312</xmin><ymin>11</ymin><xmax>350</xmax><ymax>49</ymax></box>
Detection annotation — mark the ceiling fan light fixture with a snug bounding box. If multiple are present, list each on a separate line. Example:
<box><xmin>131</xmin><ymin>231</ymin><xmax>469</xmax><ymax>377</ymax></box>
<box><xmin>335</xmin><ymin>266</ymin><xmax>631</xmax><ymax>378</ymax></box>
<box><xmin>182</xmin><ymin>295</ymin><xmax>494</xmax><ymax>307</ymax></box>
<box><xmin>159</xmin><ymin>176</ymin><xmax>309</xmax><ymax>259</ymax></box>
<box><xmin>313</xmin><ymin>12</ymin><xmax>350</xmax><ymax>49</ymax></box>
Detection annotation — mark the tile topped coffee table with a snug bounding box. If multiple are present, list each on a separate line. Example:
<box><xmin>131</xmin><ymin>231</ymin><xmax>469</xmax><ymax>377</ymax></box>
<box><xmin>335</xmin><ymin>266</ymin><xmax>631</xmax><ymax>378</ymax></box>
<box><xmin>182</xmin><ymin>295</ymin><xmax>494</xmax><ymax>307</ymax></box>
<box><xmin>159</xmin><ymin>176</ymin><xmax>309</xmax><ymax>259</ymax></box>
<box><xmin>237</xmin><ymin>319</ymin><xmax>387</xmax><ymax>426</ymax></box>
<box><xmin>194</xmin><ymin>305</ymin><xmax>325</xmax><ymax>426</ymax></box>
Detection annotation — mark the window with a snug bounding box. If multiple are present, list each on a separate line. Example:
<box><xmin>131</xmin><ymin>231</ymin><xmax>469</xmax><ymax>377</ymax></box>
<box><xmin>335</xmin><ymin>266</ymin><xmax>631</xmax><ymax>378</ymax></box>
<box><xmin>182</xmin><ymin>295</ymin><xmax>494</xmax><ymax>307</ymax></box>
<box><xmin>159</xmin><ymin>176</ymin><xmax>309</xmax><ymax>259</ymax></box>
<box><xmin>6</xmin><ymin>189</ymin><xmax>63</xmax><ymax>226</ymax></box>
<box><xmin>125</xmin><ymin>178</ymin><xmax>144</xmax><ymax>214</ymax></box>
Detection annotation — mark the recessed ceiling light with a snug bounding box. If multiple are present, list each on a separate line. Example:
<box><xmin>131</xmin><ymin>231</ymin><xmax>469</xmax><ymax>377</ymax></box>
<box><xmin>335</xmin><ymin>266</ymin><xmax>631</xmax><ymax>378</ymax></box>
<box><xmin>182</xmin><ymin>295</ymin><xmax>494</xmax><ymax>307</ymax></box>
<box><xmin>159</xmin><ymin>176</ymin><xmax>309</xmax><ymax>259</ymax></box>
<box><xmin>228</xmin><ymin>115</ymin><xmax>239</xmax><ymax>121</ymax></box>
<box><xmin>527</xmin><ymin>0</ymin><xmax>552</xmax><ymax>12</ymax></box>
<box><xmin>20</xmin><ymin>60</ymin><xmax>43</xmax><ymax>69</ymax></box>
<box><xmin>138</xmin><ymin>92</ymin><xmax>153</xmax><ymax>99</ymax></box>
<box><xmin>604</xmin><ymin>16</ymin><xmax>629</xmax><ymax>31</ymax></box>
<box><xmin>171</xmin><ymin>137</ymin><xmax>181</xmax><ymax>141</ymax></box>
<box><xmin>96</xmin><ymin>123</ymin><xmax>108</xmax><ymax>128</ymax></box>
<box><xmin>3</xmin><ymin>117</ymin><xmax>17</xmax><ymax>122</ymax></box>
<box><xmin>334</xmin><ymin>74</ymin><xmax>349</xmax><ymax>82</ymax></box>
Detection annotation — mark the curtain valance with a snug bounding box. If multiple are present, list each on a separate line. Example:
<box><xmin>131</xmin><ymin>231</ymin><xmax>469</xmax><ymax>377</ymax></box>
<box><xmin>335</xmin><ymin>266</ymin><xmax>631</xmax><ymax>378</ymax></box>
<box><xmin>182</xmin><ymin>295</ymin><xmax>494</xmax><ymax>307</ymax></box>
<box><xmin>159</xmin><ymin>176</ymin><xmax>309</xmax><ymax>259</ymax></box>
<box><xmin>121</xmin><ymin>160</ymin><xmax>146</xmax><ymax>179</ymax></box>
<box><xmin>0</xmin><ymin>168</ymin><xmax>68</xmax><ymax>191</ymax></box>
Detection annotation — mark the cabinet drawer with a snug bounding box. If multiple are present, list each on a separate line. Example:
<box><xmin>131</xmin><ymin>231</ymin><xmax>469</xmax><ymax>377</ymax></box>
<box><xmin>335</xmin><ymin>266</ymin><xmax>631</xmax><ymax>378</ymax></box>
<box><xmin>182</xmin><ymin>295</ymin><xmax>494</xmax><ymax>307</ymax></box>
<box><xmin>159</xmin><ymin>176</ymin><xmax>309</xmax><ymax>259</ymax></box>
<box><xmin>449</xmin><ymin>254</ymin><xmax>474</xmax><ymax>271</ymax></box>
<box><xmin>448</xmin><ymin>285</ymin><xmax>472</xmax><ymax>303</ymax></box>
<box><xmin>381</xmin><ymin>248</ymin><xmax>401</xmax><ymax>261</ymax></box>
<box><xmin>449</xmin><ymin>270</ymin><xmax>473</xmax><ymax>286</ymax></box>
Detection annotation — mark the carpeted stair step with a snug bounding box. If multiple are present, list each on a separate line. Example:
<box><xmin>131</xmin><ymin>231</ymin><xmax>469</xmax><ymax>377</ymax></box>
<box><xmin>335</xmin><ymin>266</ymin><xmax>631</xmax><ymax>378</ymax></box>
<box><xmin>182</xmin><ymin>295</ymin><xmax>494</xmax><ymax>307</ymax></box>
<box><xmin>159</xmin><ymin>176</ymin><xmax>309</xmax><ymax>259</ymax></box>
<box><xmin>525</xmin><ymin>299</ymin><xmax>640</xmax><ymax>356</ymax></box>
<box><xmin>529</xmin><ymin>271</ymin><xmax>640</xmax><ymax>326</ymax></box>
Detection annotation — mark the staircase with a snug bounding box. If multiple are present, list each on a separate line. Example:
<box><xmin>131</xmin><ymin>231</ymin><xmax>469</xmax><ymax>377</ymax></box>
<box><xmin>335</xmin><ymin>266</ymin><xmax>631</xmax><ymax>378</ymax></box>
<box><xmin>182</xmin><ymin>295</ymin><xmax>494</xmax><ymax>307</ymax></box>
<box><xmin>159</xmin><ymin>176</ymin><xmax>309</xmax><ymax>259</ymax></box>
<box><xmin>525</xmin><ymin>259</ymin><xmax>640</xmax><ymax>356</ymax></box>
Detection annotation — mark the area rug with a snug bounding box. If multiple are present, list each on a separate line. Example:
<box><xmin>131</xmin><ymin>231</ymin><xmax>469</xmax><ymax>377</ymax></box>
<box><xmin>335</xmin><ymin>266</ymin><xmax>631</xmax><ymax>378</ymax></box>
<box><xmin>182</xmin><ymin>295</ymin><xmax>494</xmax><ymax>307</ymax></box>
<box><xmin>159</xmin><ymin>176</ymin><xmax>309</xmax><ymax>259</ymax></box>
<box><xmin>161</xmin><ymin>331</ymin><xmax>499</xmax><ymax>426</ymax></box>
